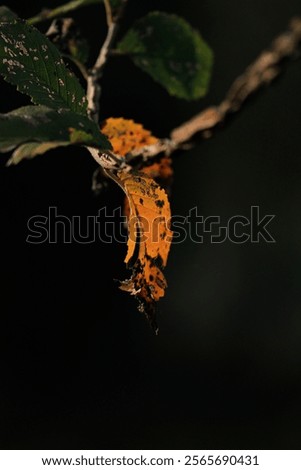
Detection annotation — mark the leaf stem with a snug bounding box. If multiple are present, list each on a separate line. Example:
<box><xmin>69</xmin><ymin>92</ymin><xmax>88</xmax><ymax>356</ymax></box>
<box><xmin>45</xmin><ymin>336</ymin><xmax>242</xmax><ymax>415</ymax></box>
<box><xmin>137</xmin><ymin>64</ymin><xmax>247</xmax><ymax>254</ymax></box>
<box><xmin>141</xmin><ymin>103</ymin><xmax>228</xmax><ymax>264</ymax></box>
<box><xmin>109</xmin><ymin>48</ymin><xmax>126</xmax><ymax>56</ymax></box>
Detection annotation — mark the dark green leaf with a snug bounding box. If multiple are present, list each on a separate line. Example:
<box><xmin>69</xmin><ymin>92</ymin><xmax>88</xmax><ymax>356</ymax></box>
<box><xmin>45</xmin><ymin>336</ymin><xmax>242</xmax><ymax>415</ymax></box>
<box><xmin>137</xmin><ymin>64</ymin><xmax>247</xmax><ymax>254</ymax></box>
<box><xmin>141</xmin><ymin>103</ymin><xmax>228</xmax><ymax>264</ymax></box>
<box><xmin>117</xmin><ymin>12</ymin><xmax>213</xmax><ymax>100</ymax></box>
<box><xmin>109</xmin><ymin>0</ymin><xmax>124</xmax><ymax>10</ymax></box>
<box><xmin>68</xmin><ymin>36</ymin><xmax>89</xmax><ymax>64</ymax></box>
<box><xmin>0</xmin><ymin>105</ymin><xmax>111</xmax><ymax>153</ymax></box>
<box><xmin>0</xmin><ymin>6</ymin><xmax>17</xmax><ymax>22</ymax></box>
<box><xmin>7</xmin><ymin>141</ymin><xmax>70</xmax><ymax>165</ymax></box>
<box><xmin>0</xmin><ymin>9</ymin><xmax>87</xmax><ymax>114</ymax></box>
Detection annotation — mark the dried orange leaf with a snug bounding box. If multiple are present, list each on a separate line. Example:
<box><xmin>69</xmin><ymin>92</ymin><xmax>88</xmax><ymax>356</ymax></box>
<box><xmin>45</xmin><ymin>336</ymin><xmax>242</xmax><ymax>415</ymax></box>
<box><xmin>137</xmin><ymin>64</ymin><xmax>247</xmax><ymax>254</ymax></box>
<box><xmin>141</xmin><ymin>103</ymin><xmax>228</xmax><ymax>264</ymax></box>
<box><xmin>123</xmin><ymin>155</ymin><xmax>173</xmax><ymax>220</ymax></box>
<box><xmin>142</xmin><ymin>155</ymin><xmax>173</xmax><ymax>181</ymax></box>
<box><xmin>101</xmin><ymin>117</ymin><xmax>158</xmax><ymax>157</ymax></box>
<box><xmin>118</xmin><ymin>171</ymin><xmax>173</xmax><ymax>332</ymax></box>
<box><xmin>101</xmin><ymin>117</ymin><xmax>173</xmax><ymax>331</ymax></box>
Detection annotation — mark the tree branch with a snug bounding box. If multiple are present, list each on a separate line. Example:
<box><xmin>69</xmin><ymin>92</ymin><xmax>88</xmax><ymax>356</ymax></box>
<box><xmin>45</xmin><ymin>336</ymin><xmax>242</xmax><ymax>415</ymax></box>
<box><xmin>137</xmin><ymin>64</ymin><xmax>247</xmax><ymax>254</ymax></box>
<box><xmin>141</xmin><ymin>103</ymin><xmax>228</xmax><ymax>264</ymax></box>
<box><xmin>171</xmin><ymin>16</ymin><xmax>301</xmax><ymax>144</ymax></box>
<box><xmin>27</xmin><ymin>0</ymin><xmax>101</xmax><ymax>25</ymax></box>
<box><xmin>86</xmin><ymin>0</ymin><xmax>128</xmax><ymax>123</ymax></box>
<box><xmin>131</xmin><ymin>17</ymin><xmax>301</xmax><ymax>160</ymax></box>
<box><xmin>103</xmin><ymin>0</ymin><xmax>113</xmax><ymax>27</ymax></box>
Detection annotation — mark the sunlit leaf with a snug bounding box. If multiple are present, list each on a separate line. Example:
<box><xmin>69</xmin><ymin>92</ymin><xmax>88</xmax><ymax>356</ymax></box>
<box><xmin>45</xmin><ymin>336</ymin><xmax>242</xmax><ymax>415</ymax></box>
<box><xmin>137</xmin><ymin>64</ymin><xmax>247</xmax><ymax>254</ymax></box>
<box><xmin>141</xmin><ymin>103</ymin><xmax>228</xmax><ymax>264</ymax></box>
<box><xmin>101</xmin><ymin>117</ymin><xmax>158</xmax><ymax>157</ymax></box>
<box><xmin>118</xmin><ymin>171</ymin><xmax>173</xmax><ymax>332</ymax></box>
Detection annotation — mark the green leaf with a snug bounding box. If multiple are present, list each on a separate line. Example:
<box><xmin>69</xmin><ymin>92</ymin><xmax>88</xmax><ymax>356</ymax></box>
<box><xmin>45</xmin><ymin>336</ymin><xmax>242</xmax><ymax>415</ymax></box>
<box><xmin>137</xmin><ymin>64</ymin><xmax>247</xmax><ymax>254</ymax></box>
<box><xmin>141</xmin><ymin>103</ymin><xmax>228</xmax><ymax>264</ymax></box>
<box><xmin>117</xmin><ymin>12</ymin><xmax>213</xmax><ymax>100</ymax></box>
<box><xmin>109</xmin><ymin>0</ymin><xmax>124</xmax><ymax>10</ymax></box>
<box><xmin>0</xmin><ymin>9</ymin><xmax>87</xmax><ymax>114</ymax></box>
<box><xmin>0</xmin><ymin>6</ymin><xmax>17</xmax><ymax>22</ymax></box>
<box><xmin>7</xmin><ymin>141</ymin><xmax>70</xmax><ymax>166</ymax></box>
<box><xmin>68</xmin><ymin>35</ymin><xmax>89</xmax><ymax>65</ymax></box>
<box><xmin>0</xmin><ymin>105</ymin><xmax>111</xmax><ymax>153</ymax></box>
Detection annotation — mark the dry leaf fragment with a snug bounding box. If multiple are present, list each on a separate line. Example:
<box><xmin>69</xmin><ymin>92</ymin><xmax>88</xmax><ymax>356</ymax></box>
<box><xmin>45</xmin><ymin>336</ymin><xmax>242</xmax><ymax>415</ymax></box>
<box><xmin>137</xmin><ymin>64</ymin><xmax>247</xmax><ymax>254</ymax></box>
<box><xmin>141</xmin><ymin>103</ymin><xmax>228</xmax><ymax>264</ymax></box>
<box><xmin>100</xmin><ymin>117</ymin><xmax>173</xmax><ymax>331</ymax></box>
<box><xmin>118</xmin><ymin>171</ymin><xmax>173</xmax><ymax>332</ymax></box>
<box><xmin>101</xmin><ymin>117</ymin><xmax>158</xmax><ymax>157</ymax></box>
<box><xmin>123</xmin><ymin>155</ymin><xmax>173</xmax><ymax>220</ymax></box>
<box><xmin>141</xmin><ymin>155</ymin><xmax>173</xmax><ymax>182</ymax></box>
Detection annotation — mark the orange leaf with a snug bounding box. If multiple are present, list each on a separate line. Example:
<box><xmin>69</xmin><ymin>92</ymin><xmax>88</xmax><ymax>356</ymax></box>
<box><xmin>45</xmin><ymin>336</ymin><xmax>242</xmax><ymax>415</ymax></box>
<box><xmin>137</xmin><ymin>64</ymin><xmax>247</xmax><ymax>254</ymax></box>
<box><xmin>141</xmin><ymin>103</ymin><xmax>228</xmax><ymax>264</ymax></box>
<box><xmin>101</xmin><ymin>117</ymin><xmax>173</xmax><ymax>331</ymax></box>
<box><xmin>117</xmin><ymin>171</ymin><xmax>173</xmax><ymax>333</ymax></box>
<box><xmin>123</xmin><ymin>155</ymin><xmax>173</xmax><ymax>220</ymax></box>
<box><xmin>141</xmin><ymin>155</ymin><xmax>173</xmax><ymax>181</ymax></box>
<box><xmin>101</xmin><ymin>117</ymin><xmax>158</xmax><ymax>157</ymax></box>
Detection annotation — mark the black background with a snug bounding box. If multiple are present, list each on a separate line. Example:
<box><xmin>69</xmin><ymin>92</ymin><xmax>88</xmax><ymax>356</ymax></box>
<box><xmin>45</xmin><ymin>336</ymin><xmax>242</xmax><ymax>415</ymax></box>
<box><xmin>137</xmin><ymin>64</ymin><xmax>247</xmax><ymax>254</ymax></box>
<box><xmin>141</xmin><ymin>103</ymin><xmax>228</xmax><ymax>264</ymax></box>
<box><xmin>1</xmin><ymin>0</ymin><xmax>301</xmax><ymax>449</ymax></box>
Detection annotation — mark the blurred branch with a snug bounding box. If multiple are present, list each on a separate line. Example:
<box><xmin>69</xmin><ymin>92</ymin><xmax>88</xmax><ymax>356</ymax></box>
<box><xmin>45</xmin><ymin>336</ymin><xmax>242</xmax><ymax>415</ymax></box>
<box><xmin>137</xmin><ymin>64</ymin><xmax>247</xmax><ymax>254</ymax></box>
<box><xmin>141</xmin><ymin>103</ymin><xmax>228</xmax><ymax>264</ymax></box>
<box><xmin>171</xmin><ymin>17</ymin><xmax>301</xmax><ymax>144</ymax></box>
<box><xmin>86</xmin><ymin>0</ymin><xmax>128</xmax><ymax>123</ymax></box>
<box><xmin>132</xmin><ymin>17</ymin><xmax>301</xmax><ymax>160</ymax></box>
<box><xmin>27</xmin><ymin>0</ymin><xmax>101</xmax><ymax>25</ymax></box>
<box><xmin>103</xmin><ymin>0</ymin><xmax>113</xmax><ymax>27</ymax></box>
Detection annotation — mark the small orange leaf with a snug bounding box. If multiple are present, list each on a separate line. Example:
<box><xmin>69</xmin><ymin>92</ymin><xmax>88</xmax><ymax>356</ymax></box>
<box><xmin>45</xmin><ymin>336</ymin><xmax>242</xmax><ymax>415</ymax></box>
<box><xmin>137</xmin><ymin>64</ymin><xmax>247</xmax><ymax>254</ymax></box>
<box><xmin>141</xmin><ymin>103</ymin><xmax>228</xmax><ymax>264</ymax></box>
<box><xmin>117</xmin><ymin>171</ymin><xmax>173</xmax><ymax>332</ymax></box>
<box><xmin>141</xmin><ymin>155</ymin><xmax>173</xmax><ymax>185</ymax></box>
<box><xmin>101</xmin><ymin>117</ymin><xmax>173</xmax><ymax>331</ymax></box>
<box><xmin>101</xmin><ymin>117</ymin><xmax>158</xmax><ymax>157</ymax></box>
<box><xmin>123</xmin><ymin>154</ymin><xmax>173</xmax><ymax>220</ymax></box>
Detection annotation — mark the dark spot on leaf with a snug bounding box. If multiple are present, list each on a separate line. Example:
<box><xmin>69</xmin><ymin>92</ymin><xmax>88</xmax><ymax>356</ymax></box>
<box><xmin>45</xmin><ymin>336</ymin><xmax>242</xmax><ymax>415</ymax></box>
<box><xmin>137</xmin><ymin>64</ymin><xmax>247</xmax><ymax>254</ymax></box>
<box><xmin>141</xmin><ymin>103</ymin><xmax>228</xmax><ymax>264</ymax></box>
<box><xmin>155</xmin><ymin>199</ymin><xmax>164</xmax><ymax>208</ymax></box>
<box><xmin>149</xmin><ymin>254</ymin><xmax>164</xmax><ymax>269</ymax></box>
<box><xmin>156</xmin><ymin>276</ymin><xmax>167</xmax><ymax>289</ymax></box>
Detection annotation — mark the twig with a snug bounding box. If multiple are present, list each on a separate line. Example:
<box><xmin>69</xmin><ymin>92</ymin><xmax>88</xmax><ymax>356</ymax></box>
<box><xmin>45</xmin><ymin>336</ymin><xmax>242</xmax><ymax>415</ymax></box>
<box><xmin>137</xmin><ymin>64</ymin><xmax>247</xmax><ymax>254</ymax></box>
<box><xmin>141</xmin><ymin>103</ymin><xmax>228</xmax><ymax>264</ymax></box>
<box><xmin>27</xmin><ymin>0</ymin><xmax>101</xmax><ymax>25</ymax></box>
<box><xmin>131</xmin><ymin>17</ymin><xmax>301</xmax><ymax>159</ymax></box>
<box><xmin>172</xmin><ymin>16</ymin><xmax>301</xmax><ymax>144</ymax></box>
<box><xmin>103</xmin><ymin>0</ymin><xmax>113</xmax><ymax>27</ymax></box>
<box><xmin>86</xmin><ymin>0</ymin><xmax>128</xmax><ymax>123</ymax></box>
<box><xmin>126</xmin><ymin>139</ymin><xmax>177</xmax><ymax>161</ymax></box>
